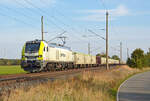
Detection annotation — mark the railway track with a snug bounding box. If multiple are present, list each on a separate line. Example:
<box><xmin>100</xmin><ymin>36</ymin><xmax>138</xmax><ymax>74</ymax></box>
<box><xmin>0</xmin><ymin>64</ymin><xmax>123</xmax><ymax>96</ymax></box>
<box><xmin>0</xmin><ymin>67</ymin><xmax>103</xmax><ymax>86</ymax></box>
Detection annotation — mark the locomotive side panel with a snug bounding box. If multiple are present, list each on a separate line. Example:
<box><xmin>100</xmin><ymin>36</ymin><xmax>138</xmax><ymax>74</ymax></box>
<box><xmin>47</xmin><ymin>47</ymin><xmax>57</xmax><ymax>62</ymax></box>
<box><xmin>58</xmin><ymin>49</ymin><xmax>74</xmax><ymax>62</ymax></box>
<box><xmin>47</xmin><ymin>47</ymin><xmax>74</xmax><ymax>63</ymax></box>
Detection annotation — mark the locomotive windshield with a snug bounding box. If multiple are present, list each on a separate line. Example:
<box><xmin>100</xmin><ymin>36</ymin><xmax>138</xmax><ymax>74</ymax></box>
<box><xmin>25</xmin><ymin>43</ymin><xmax>40</xmax><ymax>53</ymax></box>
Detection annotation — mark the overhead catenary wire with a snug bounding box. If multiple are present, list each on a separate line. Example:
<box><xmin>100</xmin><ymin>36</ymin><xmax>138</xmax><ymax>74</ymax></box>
<box><xmin>96</xmin><ymin>0</ymin><xmax>123</xmax><ymax>59</ymax></box>
<box><xmin>13</xmin><ymin>0</ymin><xmax>42</xmax><ymax>20</ymax></box>
<box><xmin>16</xmin><ymin>0</ymin><xmax>86</xmax><ymax>44</ymax></box>
<box><xmin>23</xmin><ymin>0</ymin><xmax>65</xmax><ymax>32</ymax></box>
<box><xmin>0</xmin><ymin>5</ymin><xmax>40</xmax><ymax>28</ymax></box>
<box><xmin>0</xmin><ymin>11</ymin><xmax>40</xmax><ymax>38</ymax></box>
<box><xmin>13</xmin><ymin>0</ymin><xmax>105</xmax><ymax>51</ymax></box>
<box><xmin>48</xmin><ymin>31</ymin><xmax>67</xmax><ymax>43</ymax></box>
<box><xmin>23</xmin><ymin>0</ymin><xmax>88</xmax><ymax>43</ymax></box>
<box><xmin>39</xmin><ymin>0</ymin><xmax>79</xmax><ymax>29</ymax></box>
<box><xmin>97</xmin><ymin>0</ymin><xmax>121</xmax><ymax>42</ymax></box>
<box><xmin>0</xmin><ymin>11</ymin><xmax>38</xmax><ymax>29</ymax></box>
<box><xmin>38</xmin><ymin>0</ymin><xmax>89</xmax><ymax>42</ymax></box>
<box><xmin>90</xmin><ymin>46</ymin><xmax>102</xmax><ymax>53</ymax></box>
<box><xmin>14</xmin><ymin>0</ymin><xmax>82</xmax><ymax>39</ymax></box>
<box><xmin>13</xmin><ymin>0</ymin><xmax>66</xmax><ymax>38</ymax></box>
<box><xmin>88</xmin><ymin>29</ymin><xmax>106</xmax><ymax>40</ymax></box>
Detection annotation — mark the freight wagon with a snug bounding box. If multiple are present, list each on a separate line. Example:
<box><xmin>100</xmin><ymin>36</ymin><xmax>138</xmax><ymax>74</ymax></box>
<box><xmin>96</xmin><ymin>56</ymin><xmax>120</xmax><ymax>65</ymax></box>
<box><xmin>73</xmin><ymin>52</ymin><xmax>96</xmax><ymax>68</ymax></box>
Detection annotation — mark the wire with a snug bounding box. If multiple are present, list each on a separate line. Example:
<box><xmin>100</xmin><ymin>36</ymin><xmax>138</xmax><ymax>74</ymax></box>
<box><xmin>90</xmin><ymin>46</ymin><xmax>102</xmax><ymax>53</ymax></box>
<box><xmin>21</xmin><ymin>0</ymin><xmax>100</xmax><ymax>46</ymax></box>
<box><xmin>96</xmin><ymin>0</ymin><xmax>123</xmax><ymax>55</ymax></box>
<box><xmin>0</xmin><ymin>5</ymin><xmax>40</xmax><ymax>27</ymax></box>
<box><xmin>48</xmin><ymin>31</ymin><xmax>67</xmax><ymax>43</ymax></box>
<box><xmin>39</xmin><ymin>0</ymin><xmax>89</xmax><ymax>42</ymax></box>
<box><xmin>0</xmin><ymin>11</ymin><xmax>40</xmax><ymax>39</ymax></box>
<box><xmin>0</xmin><ymin>11</ymin><xmax>37</xmax><ymax>28</ymax></box>
<box><xmin>23</xmin><ymin>0</ymin><xmax>65</xmax><ymax>31</ymax></box>
<box><xmin>88</xmin><ymin>29</ymin><xmax>106</xmax><ymax>40</ymax></box>
<box><xmin>14</xmin><ymin>0</ymin><xmax>58</xmax><ymax>31</ymax></box>
<box><xmin>13</xmin><ymin>0</ymin><xmax>41</xmax><ymax>18</ymax></box>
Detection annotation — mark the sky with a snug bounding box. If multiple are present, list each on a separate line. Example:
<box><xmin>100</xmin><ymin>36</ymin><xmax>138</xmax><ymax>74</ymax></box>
<box><xmin>0</xmin><ymin>0</ymin><xmax>150</xmax><ymax>61</ymax></box>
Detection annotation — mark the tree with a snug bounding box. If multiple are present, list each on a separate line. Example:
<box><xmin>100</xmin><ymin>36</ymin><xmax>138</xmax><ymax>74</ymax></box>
<box><xmin>96</xmin><ymin>53</ymin><xmax>110</xmax><ymax>58</ymax></box>
<box><xmin>111</xmin><ymin>55</ymin><xmax>120</xmax><ymax>60</ymax></box>
<box><xmin>142</xmin><ymin>52</ymin><xmax>150</xmax><ymax>67</ymax></box>
<box><xmin>127</xmin><ymin>58</ymin><xmax>135</xmax><ymax>68</ymax></box>
<box><xmin>127</xmin><ymin>48</ymin><xmax>144</xmax><ymax>69</ymax></box>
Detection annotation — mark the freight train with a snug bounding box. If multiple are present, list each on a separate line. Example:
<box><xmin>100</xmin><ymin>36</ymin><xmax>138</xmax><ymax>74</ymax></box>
<box><xmin>21</xmin><ymin>40</ymin><xmax>119</xmax><ymax>72</ymax></box>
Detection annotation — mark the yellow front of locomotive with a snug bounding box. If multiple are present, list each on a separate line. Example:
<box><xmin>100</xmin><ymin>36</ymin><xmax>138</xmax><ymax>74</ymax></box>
<box><xmin>21</xmin><ymin>40</ymin><xmax>46</xmax><ymax>72</ymax></box>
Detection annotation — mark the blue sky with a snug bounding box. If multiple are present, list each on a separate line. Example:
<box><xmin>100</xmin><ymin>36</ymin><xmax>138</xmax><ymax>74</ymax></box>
<box><xmin>0</xmin><ymin>0</ymin><xmax>150</xmax><ymax>61</ymax></box>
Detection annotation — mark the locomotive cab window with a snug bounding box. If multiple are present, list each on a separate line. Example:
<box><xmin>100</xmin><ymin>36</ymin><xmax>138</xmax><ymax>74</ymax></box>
<box><xmin>25</xmin><ymin>42</ymin><xmax>40</xmax><ymax>53</ymax></box>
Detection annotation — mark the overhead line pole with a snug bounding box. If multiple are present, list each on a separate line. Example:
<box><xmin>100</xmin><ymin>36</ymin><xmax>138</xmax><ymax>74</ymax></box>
<box><xmin>88</xmin><ymin>43</ymin><xmax>90</xmax><ymax>55</ymax></box>
<box><xmin>120</xmin><ymin>42</ymin><xmax>122</xmax><ymax>64</ymax></box>
<box><xmin>127</xmin><ymin>48</ymin><xmax>129</xmax><ymax>59</ymax></box>
<box><xmin>106</xmin><ymin>11</ymin><xmax>109</xmax><ymax>70</ymax></box>
<box><xmin>41</xmin><ymin>16</ymin><xmax>44</xmax><ymax>41</ymax></box>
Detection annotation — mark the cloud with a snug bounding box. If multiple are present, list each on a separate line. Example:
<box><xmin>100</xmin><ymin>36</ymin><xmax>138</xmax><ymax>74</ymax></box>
<box><xmin>111</xmin><ymin>5</ymin><xmax>129</xmax><ymax>16</ymax></box>
<box><xmin>78</xmin><ymin>5</ymin><xmax>129</xmax><ymax>22</ymax></box>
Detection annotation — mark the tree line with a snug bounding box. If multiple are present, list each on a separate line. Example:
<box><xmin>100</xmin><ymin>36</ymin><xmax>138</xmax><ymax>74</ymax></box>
<box><xmin>0</xmin><ymin>59</ymin><xmax>21</xmax><ymax>65</ymax></box>
<box><xmin>127</xmin><ymin>48</ymin><xmax>150</xmax><ymax>69</ymax></box>
<box><xmin>96</xmin><ymin>53</ymin><xmax>120</xmax><ymax>60</ymax></box>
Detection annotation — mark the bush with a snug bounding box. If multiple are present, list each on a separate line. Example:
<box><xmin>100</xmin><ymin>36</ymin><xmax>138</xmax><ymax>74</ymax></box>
<box><xmin>127</xmin><ymin>48</ymin><xmax>150</xmax><ymax>69</ymax></box>
<box><xmin>0</xmin><ymin>59</ymin><xmax>20</xmax><ymax>66</ymax></box>
<box><xmin>111</xmin><ymin>55</ymin><xmax>120</xmax><ymax>60</ymax></box>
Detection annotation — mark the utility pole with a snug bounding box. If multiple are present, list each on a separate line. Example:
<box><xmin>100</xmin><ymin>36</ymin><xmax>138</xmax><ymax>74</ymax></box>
<box><xmin>120</xmin><ymin>42</ymin><xmax>122</xmax><ymax>64</ymax></box>
<box><xmin>88</xmin><ymin>43</ymin><xmax>90</xmax><ymax>55</ymax></box>
<box><xmin>106</xmin><ymin>11</ymin><xmax>109</xmax><ymax>70</ymax></box>
<box><xmin>127</xmin><ymin>48</ymin><xmax>129</xmax><ymax>58</ymax></box>
<box><xmin>41</xmin><ymin>16</ymin><xmax>44</xmax><ymax>41</ymax></box>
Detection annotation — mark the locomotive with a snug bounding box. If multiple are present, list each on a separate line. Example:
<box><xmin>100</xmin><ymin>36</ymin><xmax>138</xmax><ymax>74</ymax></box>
<box><xmin>21</xmin><ymin>39</ymin><xmax>119</xmax><ymax>72</ymax></box>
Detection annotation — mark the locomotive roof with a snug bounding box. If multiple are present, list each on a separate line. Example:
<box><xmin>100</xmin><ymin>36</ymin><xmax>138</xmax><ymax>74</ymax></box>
<box><xmin>26</xmin><ymin>39</ymin><xmax>72</xmax><ymax>51</ymax></box>
<box><xmin>26</xmin><ymin>39</ymin><xmax>44</xmax><ymax>43</ymax></box>
<box><xmin>48</xmin><ymin>43</ymin><xmax>71</xmax><ymax>51</ymax></box>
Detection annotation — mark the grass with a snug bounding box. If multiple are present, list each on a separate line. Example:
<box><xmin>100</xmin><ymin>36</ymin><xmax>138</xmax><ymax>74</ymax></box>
<box><xmin>2</xmin><ymin>66</ymin><xmax>150</xmax><ymax>101</ymax></box>
<box><xmin>0</xmin><ymin>65</ymin><xmax>26</xmax><ymax>75</ymax></box>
